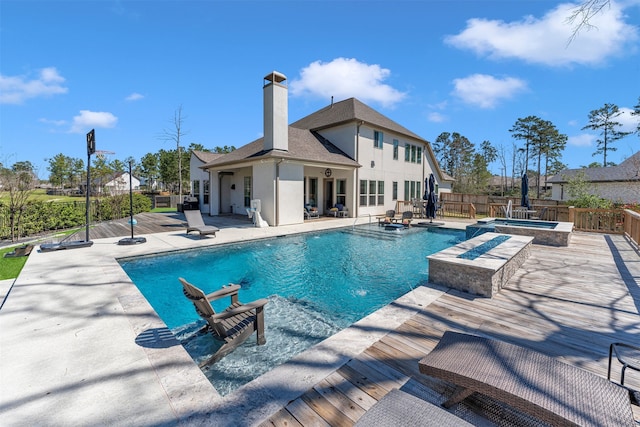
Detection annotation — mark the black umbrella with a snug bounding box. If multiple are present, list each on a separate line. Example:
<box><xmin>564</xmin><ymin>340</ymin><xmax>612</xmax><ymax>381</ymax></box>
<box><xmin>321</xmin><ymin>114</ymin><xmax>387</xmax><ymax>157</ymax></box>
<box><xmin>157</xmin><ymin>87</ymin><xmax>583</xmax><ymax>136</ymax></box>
<box><xmin>425</xmin><ymin>173</ymin><xmax>437</xmax><ymax>222</ymax></box>
<box><xmin>521</xmin><ymin>173</ymin><xmax>530</xmax><ymax>209</ymax></box>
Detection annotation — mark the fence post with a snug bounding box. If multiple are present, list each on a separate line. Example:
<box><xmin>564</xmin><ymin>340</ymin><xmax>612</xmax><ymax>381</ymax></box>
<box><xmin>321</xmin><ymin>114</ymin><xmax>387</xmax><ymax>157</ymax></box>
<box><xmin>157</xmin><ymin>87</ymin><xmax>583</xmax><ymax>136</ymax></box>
<box><xmin>568</xmin><ymin>206</ymin><xmax>574</xmax><ymax>224</ymax></box>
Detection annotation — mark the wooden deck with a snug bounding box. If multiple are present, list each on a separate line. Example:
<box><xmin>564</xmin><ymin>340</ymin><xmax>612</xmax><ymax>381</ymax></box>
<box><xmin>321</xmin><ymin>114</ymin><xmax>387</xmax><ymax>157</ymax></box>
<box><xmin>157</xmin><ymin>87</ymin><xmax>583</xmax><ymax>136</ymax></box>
<box><xmin>259</xmin><ymin>232</ymin><xmax>640</xmax><ymax>426</ymax></box>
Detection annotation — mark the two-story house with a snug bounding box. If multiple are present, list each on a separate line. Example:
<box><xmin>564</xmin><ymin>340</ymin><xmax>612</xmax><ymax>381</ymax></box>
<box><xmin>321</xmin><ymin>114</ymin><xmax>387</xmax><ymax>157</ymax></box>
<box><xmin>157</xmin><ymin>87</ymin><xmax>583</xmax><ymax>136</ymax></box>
<box><xmin>198</xmin><ymin>71</ymin><xmax>452</xmax><ymax>226</ymax></box>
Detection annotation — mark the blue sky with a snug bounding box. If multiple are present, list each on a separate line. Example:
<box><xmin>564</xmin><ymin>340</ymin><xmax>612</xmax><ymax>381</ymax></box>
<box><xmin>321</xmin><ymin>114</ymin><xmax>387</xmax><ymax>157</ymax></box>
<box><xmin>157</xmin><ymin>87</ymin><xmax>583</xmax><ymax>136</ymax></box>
<box><xmin>1</xmin><ymin>0</ymin><xmax>639</xmax><ymax>179</ymax></box>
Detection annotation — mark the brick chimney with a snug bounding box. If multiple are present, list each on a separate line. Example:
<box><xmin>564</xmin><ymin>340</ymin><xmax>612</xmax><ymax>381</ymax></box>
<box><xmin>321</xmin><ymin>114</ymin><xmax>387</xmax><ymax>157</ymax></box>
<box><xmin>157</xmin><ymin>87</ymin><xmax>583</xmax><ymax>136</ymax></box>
<box><xmin>263</xmin><ymin>71</ymin><xmax>288</xmax><ymax>152</ymax></box>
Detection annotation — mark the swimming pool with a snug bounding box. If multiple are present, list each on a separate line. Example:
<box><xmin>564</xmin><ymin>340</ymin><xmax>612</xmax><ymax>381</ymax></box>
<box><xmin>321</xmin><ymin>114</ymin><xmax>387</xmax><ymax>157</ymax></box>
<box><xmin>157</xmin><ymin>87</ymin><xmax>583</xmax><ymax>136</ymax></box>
<box><xmin>119</xmin><ymin>225</ymin><xmax>465</xmax><ymax>395</ymax></box>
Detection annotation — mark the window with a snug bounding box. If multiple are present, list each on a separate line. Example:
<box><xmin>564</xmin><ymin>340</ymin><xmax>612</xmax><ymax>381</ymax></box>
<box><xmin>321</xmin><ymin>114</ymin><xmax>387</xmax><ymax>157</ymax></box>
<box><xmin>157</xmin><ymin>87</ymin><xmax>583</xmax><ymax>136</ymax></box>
<box><xmin>369</xmin><ymin>181</ymin><xmax>377</xmax><ymax>205</ymax></box>
<box><xmin>404</xmin><ymin>143</ymin><xmax>422</xmax><ymax>164</ymax></box>
<box><xmin>392</xmin><ymin>181</ymin><xmax>398</xmax><ymax>200</ymax></box>
<box><xmin>203</xmin><ymin>180</ymin><xmax>209</xmax><ymax>204</ymax></box>
<box><xmin>374</xmin><ymin>131</ymin><xmax>383</xmax><ymax>149</ymax></box>
<box><xmin>336</xmin><ymin>179</ymin><xmax>346</xmax><ymax>205</ymax></box>
<box><xmin>192</xmin><ymin>180</ymin><xmax>200</xmax><ymax>196</ymax></box>
<box><xmin>404</xmin><ymin>181</ymin><xmax>410</xmax><ymax>201</ymax></box>
<box><xmin>243</xmin><ymin>176</ymin><xmax>251</xmax><ymax>207</ymax></box>
<box><xmin>393</xmin><ymin>139</ymin><xmax>399</xmax><ymax>160</ymax></box>
<box><xmin>377</xmin><ymin>181</ymin><xmax>384</xmax><ymax>205</ymax></box>
<box><xmin>416</xmin><ymin>181</ymin><xmax>421</xmax><ymax>200</ymax></box>
<box><xmin>308</xmin><ymin>177</ymin><xmax>318</xmax><ymax>207</ymax></box>
<box><xmin>410</xmin><ymin>181</ymin><xmax>415</xmax><ymax>200</ymax></box>
<box><xmin>359</xmin><ymin>180</ymin><xmax>367</xmax><ymax>206</ymax></box>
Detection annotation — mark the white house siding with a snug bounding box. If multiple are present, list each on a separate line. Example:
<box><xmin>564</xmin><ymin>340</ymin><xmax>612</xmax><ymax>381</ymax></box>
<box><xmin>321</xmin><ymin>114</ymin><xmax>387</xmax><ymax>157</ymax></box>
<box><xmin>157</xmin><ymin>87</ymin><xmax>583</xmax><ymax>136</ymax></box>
<box><xmin>552</xmin><ymin>181</ymin><xmax>640</xmax><ymax>204</ymax></box>
<box><xmin>276</xmin><ymin>162</ymin><xmax>304</xmax><ymax>226</ymax></box>
<box><xmin>324</xmin><ymin>125</ymin><xmax>434</xmax><ymax>216</ymax></box>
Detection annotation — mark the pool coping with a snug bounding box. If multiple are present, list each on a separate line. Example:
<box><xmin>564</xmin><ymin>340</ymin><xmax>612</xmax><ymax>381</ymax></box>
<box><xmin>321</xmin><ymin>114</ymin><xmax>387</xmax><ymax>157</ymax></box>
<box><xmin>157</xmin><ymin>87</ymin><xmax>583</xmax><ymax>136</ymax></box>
<box><xmin>0</xmin><ymin>217</ymin><xmax>469</xmax><ymax>426</ymax></box>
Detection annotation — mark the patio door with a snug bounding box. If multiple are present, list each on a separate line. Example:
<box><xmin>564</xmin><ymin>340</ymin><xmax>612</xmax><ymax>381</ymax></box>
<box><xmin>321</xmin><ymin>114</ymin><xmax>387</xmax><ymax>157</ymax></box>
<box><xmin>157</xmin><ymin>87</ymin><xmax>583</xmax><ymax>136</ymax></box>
<box><xmin>324</xmin><ymin>179</ymin><xmax>333</xmax><ymax>210</ymax></box>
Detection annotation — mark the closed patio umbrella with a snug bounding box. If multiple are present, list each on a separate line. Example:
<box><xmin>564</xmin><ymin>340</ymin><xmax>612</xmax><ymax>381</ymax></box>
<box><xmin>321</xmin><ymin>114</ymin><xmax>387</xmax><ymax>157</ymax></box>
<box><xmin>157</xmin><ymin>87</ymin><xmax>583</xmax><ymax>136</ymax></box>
<box><xmin>521</xmin><ymin>173</ymin><xmax>530</xmax><ymax>209</ymax></box>
<box><xmin>425</xmin><ymin>173</ymin><xmax>437</xmax><ymax>222</ymax></box>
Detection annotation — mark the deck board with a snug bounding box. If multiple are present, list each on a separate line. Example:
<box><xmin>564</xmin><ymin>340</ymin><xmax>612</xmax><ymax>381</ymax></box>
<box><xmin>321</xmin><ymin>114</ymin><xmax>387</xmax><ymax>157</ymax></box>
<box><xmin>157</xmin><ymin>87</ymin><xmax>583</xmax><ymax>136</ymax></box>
<box><xmin>258</xmin><ymin>232</ymin><xmax>640</xmax><ymax>426</ymax></box>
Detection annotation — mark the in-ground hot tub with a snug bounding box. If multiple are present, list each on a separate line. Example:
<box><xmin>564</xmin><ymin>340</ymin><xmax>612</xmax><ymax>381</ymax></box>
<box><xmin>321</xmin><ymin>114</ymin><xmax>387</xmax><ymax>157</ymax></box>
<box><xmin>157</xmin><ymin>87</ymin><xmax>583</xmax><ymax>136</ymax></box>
<box><xmin>466</xmin><ymin>218</ymin><xmax>574</xmax><ymax>246</ymax></box>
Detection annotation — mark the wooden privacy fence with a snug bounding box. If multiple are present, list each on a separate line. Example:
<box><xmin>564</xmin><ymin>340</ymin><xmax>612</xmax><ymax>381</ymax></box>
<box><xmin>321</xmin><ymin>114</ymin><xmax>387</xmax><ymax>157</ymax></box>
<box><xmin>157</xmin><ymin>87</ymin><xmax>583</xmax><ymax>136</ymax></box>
<box><xmin>624</xmin><ymin>209</ymin><xmax>640</xmax><ymax>248</ymax></box>
<box><xmin>395</xmin><ymin>199</ymin><xmax>477</xmax><ymax>219</ymax></box>
<box><xmin>443</xmin><ymin>193</ymin><xmax>562</xmax><ymax>216</ymax></box>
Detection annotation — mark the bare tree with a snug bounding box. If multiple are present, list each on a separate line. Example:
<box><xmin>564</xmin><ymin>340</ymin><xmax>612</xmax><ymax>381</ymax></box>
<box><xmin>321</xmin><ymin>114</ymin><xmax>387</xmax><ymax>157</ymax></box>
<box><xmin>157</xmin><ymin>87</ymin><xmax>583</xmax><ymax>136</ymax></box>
<box><xmin>566</xmin><ymin>0</ymin><xmax>610</xmax><ymax>43</ymax></box>
<box><xmin>0</xmin><ymin>162</ymin><xmax>37</xmax><ymax>241</ymax></box>
<box><xmin>159</xmin><ymin>105</ymin><xmax>188</xmax><ymax>197</ymax></box>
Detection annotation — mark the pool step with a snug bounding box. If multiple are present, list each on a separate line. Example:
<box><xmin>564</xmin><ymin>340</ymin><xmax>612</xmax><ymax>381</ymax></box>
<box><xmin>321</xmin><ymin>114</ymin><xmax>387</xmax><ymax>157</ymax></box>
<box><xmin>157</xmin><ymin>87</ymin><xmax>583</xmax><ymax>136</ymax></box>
<box><xmin>344</xmin><ymin>226</ymin><xmax>404</xmax><ymax>241</ymax></box>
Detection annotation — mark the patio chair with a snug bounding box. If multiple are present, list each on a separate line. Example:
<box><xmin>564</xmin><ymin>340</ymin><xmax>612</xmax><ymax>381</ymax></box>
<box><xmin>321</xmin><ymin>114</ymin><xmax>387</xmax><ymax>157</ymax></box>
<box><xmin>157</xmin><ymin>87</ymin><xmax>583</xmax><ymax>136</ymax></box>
<box><xmin>530</xmin><ymin>207</ymin><xmax>548</xmax><ymax>220</ymax></box>
<box><xmin>184</xmin><ymin>209</ymin><xmax>220</xmax><ymax>237</ymax></box>
<box><xmin>401</xmin><ymin>211</ymin><xmax>413</xmax><ymax>227</ymax></box>
<box><xmin>179</xmin><ymin>277</ymin><xmax>268</xmax><ymax>366</ymax></box>
<box><xmin>304</xmin><ymin>204</ymin><xmax>319</xmax><ymax>219</ymax></box>
<box><xmin>378</xmin><ymin>210</ymin><xmax>396</xmax><ymax>226</ymax></box>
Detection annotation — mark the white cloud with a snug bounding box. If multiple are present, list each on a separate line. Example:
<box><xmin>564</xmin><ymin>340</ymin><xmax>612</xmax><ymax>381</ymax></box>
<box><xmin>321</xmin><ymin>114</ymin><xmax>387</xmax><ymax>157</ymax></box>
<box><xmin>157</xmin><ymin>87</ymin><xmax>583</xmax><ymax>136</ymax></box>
<box><xmin>70</xmin><ymin>110</ymin><xmax>118</xmax><ymax>133</ymax></box>
<box><xmin>445</xmin><ymin>2</ymin><xmax>638</xmax><ymax>66</ymax></box>
<box><xmin>290</xmin><ymin>58</ymin><xmax>407</xmax><ymax>108</ymax></box>
<box><xmin>452</xmin><ymin>74</ymin><xmax>527</xmax><ymax>108</ymax></box>
<box><xmin>568</xmin><ymin>133</ymin><xmax>595</xmax><ymax>147</ymax></box>
<box><xmin>125</xmin><ymin>92</ymin><xmax>144</xmax><ymax>101</ymax></box>
<box><xmin>618</xmin><ymin>107</ymin><xmax>640</xmax><ymax>133</ymax></box>
<box><xmin>427</xmin><ymin>111</ymin><xmax>447</xmax><ymax>123</ymax></box>
<box><xmin>0</xmin><ymin>67</ymin><xmax>68</xmax><ymax>104</ymax></box>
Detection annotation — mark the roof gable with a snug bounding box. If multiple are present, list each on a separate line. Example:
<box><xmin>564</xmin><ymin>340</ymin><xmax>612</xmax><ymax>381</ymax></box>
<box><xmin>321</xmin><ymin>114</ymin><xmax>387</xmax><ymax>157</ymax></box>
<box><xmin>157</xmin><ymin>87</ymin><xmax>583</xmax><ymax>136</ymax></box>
<box><xmin>202</xmin><ymin>127</ymin><xmax>360</xmax><ymax>169</ymax></box>
<box><xmin>548</xmin><ymin>151</ymin><xmax>640</xmax><ymax>183</ymax></box>
<box><xmin>290</xmin><ymin>97</ymin><xmax>426</xmax><ymax>142</ymax></box>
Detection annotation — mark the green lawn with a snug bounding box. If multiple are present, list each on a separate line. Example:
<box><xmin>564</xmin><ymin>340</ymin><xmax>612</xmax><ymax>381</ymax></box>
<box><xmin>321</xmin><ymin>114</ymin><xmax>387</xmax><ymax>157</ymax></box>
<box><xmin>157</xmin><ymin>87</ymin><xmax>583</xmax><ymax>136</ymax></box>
<box><xmin>0</xmin><ymin>188</ymin><xmax>88</xmax><ymax>203</ymax></box>
<box><xmin>0</xmin><ymin>246</ymin><xmax>29</xmax><ymax>280</ymax></box>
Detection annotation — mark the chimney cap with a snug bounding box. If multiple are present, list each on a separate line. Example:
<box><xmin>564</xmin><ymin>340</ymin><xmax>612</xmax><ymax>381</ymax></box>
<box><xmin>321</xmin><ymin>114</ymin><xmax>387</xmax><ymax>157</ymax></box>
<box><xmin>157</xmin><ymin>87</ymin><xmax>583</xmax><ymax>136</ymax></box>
<box><xmin>264</xmin><ymin>71</ymin><xmax>287</xmax><ymax>84</ymax></box>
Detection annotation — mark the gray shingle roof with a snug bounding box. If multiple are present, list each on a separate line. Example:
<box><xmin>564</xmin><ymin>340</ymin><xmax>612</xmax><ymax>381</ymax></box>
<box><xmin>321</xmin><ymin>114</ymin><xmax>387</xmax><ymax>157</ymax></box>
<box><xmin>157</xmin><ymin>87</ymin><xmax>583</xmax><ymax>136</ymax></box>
<box><xmin>201</xmin><ymin>127</ymin><xmax>360</xmax><ymax>169</ymax></box>
<box><xmin>192</xmin><ymin>150</ymin><xmax>223</xmax><ymax>163</ymax></box>
<box><xmin>290</xmin><ymin>97</ymin><xmax>427</xmax><ymax>142</ymax></box>
<box><xmin>548</xmin><ymin>151</ymin><xmax>640</xmax><ymax>183</ymax></box>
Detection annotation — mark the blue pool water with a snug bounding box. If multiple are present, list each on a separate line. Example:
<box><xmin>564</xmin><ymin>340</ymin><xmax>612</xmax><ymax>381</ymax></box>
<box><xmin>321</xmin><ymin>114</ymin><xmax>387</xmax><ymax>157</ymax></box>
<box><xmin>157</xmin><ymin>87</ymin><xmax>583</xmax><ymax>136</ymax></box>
<box><xmin>120</xmin><ymin>225</ymin><xmax>465</xmax><ymax>395</ymax></box>
<box><xmin>466</xmin><ymin>218</ymin><xmax>557</xmax><ymax>239</ymax></box>
<box><xmin>457</xmin><ymin>235</ymin><xmax>511</xmax><ymax>260</ymax></box>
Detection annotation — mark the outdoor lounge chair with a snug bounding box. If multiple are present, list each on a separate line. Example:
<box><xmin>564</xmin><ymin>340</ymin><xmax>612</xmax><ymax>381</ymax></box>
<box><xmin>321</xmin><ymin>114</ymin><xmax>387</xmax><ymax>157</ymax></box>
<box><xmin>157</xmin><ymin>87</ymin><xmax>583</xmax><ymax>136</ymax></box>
<box><xmin>418</xmin><ymin>331</ymin><xmax>635</xmax><ymax>427</ymax></box>
<box><xmin>184</xmin><ymin>209</ymin><xmax>220</xmax><ymax>237</ymax></box>
<box><xmin>354</xmin><ymin>388</ymin><xmax>473</xmax><ymax>426</ymax></box>
<box><xmin>179</xmin><ymin>277</ymin><xmax>268</xmax><ymax>367</ymax></box>
<box><xmin>4</xmin><ymin>244</ymin><xmax>34</xmax><ymax>258</ymax></box>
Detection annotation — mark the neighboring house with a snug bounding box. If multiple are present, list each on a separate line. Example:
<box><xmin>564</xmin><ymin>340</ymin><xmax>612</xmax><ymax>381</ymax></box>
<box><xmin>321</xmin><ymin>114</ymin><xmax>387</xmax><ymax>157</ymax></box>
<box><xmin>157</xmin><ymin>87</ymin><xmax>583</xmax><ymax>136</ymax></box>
<box><xmin>102</xmin><ymin>172</ymin><xmax>141</xmax><ymax>196</ymax></box>
<box><xmin>199</xmin><ymin>70</ymin><xmax>453</xmax><ymax>226</ymax></box>
<box><xmin>190</xmin><ymin>150</ymin><xmax>223</xmax><ymax>214</ymax></box>
<box><xmin>548</xmin><ymin>151</ymin><xmax>640</xmax><ymax>204</ymax></box>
